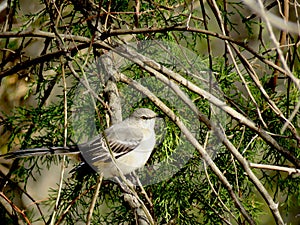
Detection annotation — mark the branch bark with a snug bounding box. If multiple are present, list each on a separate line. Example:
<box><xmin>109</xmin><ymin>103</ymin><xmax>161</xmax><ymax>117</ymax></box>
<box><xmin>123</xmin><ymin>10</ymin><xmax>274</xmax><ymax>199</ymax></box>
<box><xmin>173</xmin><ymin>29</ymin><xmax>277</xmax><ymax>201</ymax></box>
<box><xmin>114</xmin><ymin>47</ymin><xmax>286</xmax><ymax>225</ymax></box>
<box><xmin>113</xmin><ymin>45</ymin><xmax>300</xmax><ymax>169</ymax></box>
<box><xmin>119</xmin><ymin>73</ymin><xmax>256</xmax><ymax>225</ymax></box>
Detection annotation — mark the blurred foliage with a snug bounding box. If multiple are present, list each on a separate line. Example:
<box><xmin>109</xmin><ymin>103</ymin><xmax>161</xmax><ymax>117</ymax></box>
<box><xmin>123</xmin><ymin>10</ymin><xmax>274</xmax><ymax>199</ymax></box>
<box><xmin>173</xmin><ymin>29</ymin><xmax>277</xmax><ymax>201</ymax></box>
<box><xmin>0</xmin><ymin>0</ymin><xmax>299</xmax><ymax>224</ymax></box>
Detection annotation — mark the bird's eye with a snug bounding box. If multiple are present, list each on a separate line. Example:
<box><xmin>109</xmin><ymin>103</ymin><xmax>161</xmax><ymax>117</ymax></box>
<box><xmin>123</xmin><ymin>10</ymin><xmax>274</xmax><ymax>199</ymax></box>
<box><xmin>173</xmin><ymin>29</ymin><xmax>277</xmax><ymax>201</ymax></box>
<box><xmin>141</xmin><ymin>116</ymin><xmax>148</xmax><ymax>120</ymax></box>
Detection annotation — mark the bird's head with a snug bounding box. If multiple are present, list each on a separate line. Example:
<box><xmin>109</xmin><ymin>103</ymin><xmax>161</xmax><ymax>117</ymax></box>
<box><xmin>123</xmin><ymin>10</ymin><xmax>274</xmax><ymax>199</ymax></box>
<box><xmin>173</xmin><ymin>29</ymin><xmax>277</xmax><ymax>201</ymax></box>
<box><xmin>129</xmin><ymin>108</ymin><xmax>158</xmax><ymax>129</ymax></box>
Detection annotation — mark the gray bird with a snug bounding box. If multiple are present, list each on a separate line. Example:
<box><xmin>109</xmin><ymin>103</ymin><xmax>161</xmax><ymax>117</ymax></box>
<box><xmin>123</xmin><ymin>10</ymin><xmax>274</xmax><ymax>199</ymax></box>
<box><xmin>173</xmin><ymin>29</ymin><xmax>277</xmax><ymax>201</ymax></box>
<box><xmin>1</xmin><ymin>108</ymin><xmax>159</xmax><ymax>178</ymax></box>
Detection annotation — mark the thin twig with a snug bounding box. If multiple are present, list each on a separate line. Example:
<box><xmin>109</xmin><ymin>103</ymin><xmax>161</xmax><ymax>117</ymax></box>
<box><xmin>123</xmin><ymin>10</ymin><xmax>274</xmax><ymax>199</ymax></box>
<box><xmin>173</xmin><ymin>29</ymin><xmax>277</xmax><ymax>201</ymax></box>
<box><xmin>203</xmin><ymin>133</ymin><xmax>237</xmax><ymax>224</ymax></box>
<box><xmin>0</xmin><ymin>191</ymin><xmax>31</xmax><ymax>225</ymax></box>
<box><xmin>230</xmin><ymin>44</ymin><xmax>300</xmax><ymax>143</ymax></box>
<box><xmin>133</xmin><ymin>172</ymin><xmax>153</xmax><ymax>207</ymax></box>
<box><xmin>50</xmin><ymin>58</ymin><xmax>68</xmax><ymax>225</ymax></box>
<box><xmin>55</xmin><ymin>184</ymin><xmax>96</xmax><ymax>225</ymax></box>
<box><xmin>86</xmin><ymin>174</ymin><xmax>103</xmax><ymax>225</ymax></box>
<box><xmin>250</xmin><ymin>163</ymin><xmax>300</xmax><ymax>175</ymax></box>
<box><xmin>0</xmin><ymin>170</ymin><xmax>47</xmax><ymax>223</ymax></box>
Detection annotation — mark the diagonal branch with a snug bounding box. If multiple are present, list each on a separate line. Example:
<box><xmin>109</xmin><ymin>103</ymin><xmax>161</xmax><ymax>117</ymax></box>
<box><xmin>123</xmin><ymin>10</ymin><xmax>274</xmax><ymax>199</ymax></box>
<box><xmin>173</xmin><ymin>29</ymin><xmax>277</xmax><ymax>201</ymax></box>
<box><xmin>113</xmin><ymin>45</ymin><xmax>300</xmax><ymax>168</ymax></box>
<box><xmin>119</xmin><ymin>73</ymin><xmax>256</xmax><ymax>225</ymax></box>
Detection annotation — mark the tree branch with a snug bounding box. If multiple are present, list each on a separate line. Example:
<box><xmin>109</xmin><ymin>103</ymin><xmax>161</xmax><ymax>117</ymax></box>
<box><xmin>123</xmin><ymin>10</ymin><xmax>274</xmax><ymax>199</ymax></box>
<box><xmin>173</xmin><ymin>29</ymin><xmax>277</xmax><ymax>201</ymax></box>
<box><xmin>114</xmin><ymin>47</ymin><xmax>286</xmax><ymax>224</ymax></box>
<box><xmin>250</xmin><ymin>163</ymin><xmax>300</xmax><ymax>175</ymax></box>
<box><xmin>119</xmin><ymin>73</ymin><xmax>256</xmax><ymax>225</ymax></box>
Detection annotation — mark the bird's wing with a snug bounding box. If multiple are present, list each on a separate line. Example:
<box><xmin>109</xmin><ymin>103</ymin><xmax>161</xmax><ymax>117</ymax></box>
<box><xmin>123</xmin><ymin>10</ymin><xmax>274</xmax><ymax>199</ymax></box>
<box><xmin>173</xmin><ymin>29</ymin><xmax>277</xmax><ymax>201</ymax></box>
<box><xmin>79</xmin><ymin>125</ymin><xmax>143</xmax><ymax>163</ymax></box>
<box><xmin>106</xmin><ymin>125</ymin><xmax>144</xmax><ymax>156</ymax></box>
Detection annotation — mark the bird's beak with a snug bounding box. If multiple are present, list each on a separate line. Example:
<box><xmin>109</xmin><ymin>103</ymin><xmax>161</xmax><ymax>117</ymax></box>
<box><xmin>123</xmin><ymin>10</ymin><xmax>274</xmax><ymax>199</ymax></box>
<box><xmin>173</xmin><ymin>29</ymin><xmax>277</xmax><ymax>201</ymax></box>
<box><xmin>156</xmin><ymin>114</ymin><xmax>164</xmax><ymax>119</ymax></box>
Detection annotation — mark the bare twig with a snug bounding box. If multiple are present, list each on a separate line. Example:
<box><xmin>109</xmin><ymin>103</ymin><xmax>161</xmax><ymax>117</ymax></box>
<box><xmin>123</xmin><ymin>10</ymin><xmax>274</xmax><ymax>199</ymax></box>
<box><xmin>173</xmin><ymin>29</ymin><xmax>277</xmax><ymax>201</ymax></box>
<box><xmin>243</xmin><ymin>0</ymin><xmax>299</xmax><ymax>34</ymax></box>
<box><xmin>55</xmin><ymin>184</ymin><xmax>96</xmax><ymax>225</ymax></box>
<box><xmin>86</xmin><ymin>174</ymin><xmax>103</xmax><ymax>225</ymax></box>
<box><xmin>50</xmin><ymin>50</ymin><xmax>68</xmax><ymax>225</ymax></box>
<box><xmin>0</xmin><ymin>191</ymin><xmax>31</xmax><ymax>225</ymax></box>
<box><xmin>231</xmin><ymin>44</ymin><xmax>300</xmax><ymax>143</ymax></box>
<box><xmin>0</xmin><ymin>169</ymin><xmax>47</xmax><ymax>223</ymax></box>
<box><xmin>203</xmin><ymin>133</ymin><xmax>237</xmax><ymax>224</ymax></box>
<box><xmin>250</xmin><ymin>163</ymin><xmax>300</xmax><ymax>175</ymax></box>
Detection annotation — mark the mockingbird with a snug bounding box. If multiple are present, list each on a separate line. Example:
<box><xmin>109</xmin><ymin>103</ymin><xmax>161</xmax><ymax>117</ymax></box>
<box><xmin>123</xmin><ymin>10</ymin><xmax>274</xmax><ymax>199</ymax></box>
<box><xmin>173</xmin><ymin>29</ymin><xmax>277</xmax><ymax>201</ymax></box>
<box><xmin>1</xmin><ymin>108</ymin><xmax>159</xmax><ymax>178</ymax></box>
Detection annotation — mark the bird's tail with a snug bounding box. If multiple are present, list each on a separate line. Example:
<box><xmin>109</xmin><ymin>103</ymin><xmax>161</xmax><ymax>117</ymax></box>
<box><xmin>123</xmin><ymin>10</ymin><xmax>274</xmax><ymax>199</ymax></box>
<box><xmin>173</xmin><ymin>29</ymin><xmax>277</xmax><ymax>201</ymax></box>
<box><xmin>0</xmin><ymin>146</ymin><xmax>80</xmax><ymax>159</ymax></box>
